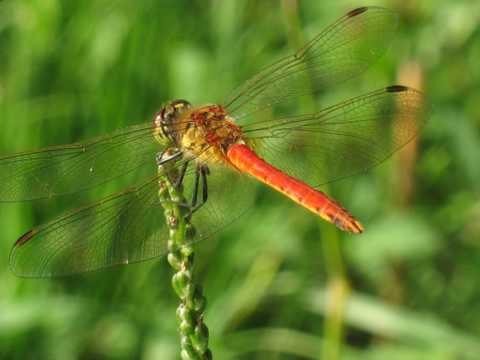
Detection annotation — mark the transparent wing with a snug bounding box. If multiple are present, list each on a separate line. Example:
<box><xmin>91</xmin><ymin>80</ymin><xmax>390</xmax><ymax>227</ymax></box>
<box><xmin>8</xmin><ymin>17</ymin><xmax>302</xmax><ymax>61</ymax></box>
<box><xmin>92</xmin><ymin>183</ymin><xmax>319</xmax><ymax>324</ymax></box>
<box><xmin>187</xmin><ymin>165</ymin><xmax>257</xmax><ymax>244</ymax></box>
<box><xmin>223</xmin><ymin>7</ymin><xmax>398</xmax><ymax>120</ymax></box>
<box><xmin>9</xmin><ymin>177</ymin><xmax>169</xmax><ymax>277</ymax></box>
<box><xmin>242</xmin><ymin>86</ymin><xmax>427</xmax><ymax>187</ymax></box>
<box><xmin>0</xmin><ymin>123</ymin><xmax>160</xmax><ymax>202</ymax></box>
<box><xmin>9</xmin><ymin>156</ymin><xmax>257</xmax><ymax>277</ymax></box>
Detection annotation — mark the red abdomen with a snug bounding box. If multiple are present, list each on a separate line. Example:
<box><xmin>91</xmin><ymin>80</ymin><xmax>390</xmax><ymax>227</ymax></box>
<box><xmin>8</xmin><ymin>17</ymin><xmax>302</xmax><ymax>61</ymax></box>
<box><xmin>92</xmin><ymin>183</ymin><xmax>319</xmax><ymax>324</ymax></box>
<box><xmin>227</xmin><ymin>144</ymin><xmax>363</xmax><ymax>233</ymax></box>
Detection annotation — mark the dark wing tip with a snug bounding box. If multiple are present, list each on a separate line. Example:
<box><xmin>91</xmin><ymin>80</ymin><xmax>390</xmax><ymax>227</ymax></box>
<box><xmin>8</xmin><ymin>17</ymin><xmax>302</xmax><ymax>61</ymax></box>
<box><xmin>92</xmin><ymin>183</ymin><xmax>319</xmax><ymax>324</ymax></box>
<box><xmin>347</xmin><ymin>7</ymin><xmax>369</xmax><ymax>18</ymax></box>
<box><xmin>14</xmin><ymin>229</ymin><xmax>36</xmax><ymax>247</ymax></box>
<box><xmin>385</xmin><ymin>85</ymin><xmax>410</xmax><ymax>93</ymax></box>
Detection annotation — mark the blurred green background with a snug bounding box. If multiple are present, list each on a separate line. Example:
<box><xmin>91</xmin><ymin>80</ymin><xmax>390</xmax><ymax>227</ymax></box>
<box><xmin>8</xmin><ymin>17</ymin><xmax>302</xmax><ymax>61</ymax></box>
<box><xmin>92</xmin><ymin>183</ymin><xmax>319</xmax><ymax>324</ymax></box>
<box><xmin>1</xmin><ymin>0</ymin><xmax>479</xmax><ymax>359</ymax></box>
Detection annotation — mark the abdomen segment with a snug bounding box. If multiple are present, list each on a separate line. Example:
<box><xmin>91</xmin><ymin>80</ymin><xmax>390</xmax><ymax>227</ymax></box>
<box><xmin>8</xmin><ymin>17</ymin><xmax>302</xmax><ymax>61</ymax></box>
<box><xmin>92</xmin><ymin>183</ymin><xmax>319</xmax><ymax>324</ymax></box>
<box><xmin>227</xmin><ymin>144</ymin><xmax>364</xmax><ymax>233</ymax></box>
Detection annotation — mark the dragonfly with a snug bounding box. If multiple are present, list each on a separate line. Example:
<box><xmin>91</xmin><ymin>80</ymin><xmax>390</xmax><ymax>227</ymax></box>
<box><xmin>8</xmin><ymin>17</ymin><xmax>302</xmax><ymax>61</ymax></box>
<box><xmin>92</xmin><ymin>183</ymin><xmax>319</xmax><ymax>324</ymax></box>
<box><xmin>2</xmin><ymin>7</ymin><xmax>426</xmax><ymax>277</ymax></box>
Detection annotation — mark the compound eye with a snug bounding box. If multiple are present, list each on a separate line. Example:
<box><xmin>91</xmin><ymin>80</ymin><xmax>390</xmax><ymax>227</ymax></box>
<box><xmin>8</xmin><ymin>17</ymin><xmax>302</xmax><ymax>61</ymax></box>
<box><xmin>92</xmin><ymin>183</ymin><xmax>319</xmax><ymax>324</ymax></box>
<box><xmin>154</xmin><ymin>99</ymin><xmax>191</xmax><ymax>126</ymax></box>
<box><xmin>153</xmin><ymin>110</ymin><xmax>163</xmax><ymax>128</ymax></box>
<box><xmin>170</xmin><ymin>99</ymin><xmax>192</xmax><ymax>114</ymax></box>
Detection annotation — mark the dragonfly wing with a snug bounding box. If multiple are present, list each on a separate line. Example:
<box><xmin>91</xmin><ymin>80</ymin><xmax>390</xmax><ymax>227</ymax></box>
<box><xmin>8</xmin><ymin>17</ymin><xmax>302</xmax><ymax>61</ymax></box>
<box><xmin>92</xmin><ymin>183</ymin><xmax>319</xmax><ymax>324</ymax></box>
<box><xmin>176</xmin><ymin>161</ymin><xmax>257</xmax><ymax>247</ymax></box>
<box><xmin>242</xmin><ymin>86</ymin><xmax>427</xmax><ymax>187</ymax></box>
<box><xmin>223</xmin><ymin>7</ymin><xmax>398</xmax><ymax>120</ymax></box>
<box><xmin>9</xmin><ymin>154</ymin><xmax>257</xmax><ymax>277</ymax></box>
<box><xmin>0</xmin><ymin>123</ymin><xmax>160</xmax><ymax>202</ymax></box>
<box><xmin>9</xmin><ymin>177</ymin><xmax>174</xmax><ymax>277</ymax></box>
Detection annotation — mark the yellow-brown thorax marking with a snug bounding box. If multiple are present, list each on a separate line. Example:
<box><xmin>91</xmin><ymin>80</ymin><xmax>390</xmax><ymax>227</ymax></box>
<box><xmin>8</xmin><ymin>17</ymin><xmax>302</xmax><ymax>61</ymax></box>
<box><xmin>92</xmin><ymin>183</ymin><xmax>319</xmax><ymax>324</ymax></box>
<box><xmin>176</xmin><ymin>105</ymin><xmax>244</xmax><ymax>166</ymax></box>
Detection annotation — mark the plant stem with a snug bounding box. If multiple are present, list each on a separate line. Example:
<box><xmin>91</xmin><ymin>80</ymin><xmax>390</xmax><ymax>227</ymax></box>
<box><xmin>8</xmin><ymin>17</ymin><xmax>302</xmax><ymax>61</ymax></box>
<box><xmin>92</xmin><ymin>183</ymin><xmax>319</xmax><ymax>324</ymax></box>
<box><xmin>158</xmin><ymin>156</ymin><xmax>212</xmax><ymax>360</ymax></box>
<box><xmin>321</xmin><ymin>223</ymin><xmax>349</xmax><ymax>360</ymax></box>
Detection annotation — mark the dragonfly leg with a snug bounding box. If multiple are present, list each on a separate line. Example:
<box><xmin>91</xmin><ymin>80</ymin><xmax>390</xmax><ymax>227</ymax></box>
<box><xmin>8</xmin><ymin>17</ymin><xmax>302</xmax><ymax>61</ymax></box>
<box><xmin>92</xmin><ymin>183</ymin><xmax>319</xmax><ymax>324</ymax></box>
<box><xmin>200</xmin><ymin>165</ymin><xmax>209</xmax><ymax>206</ymax></box>
<box><xmin>187</xmin><ymin>165</ymin><xmax>209</xmax><ymax>218</ymax></box>
<box><xmin>156</xmin><ymin>149</ymin><xmax>183</xmax><ymax>166</ymax></box>
<box><xmin>190</xmin><ymin>165</ymin><xmax>201</xmax><ymax>210</ymax></box>
<box><xmin>156</xmin><ymin>149</ymin><xmax>187</xmax><ymax>188</ymax></box>
<box><xmin>173</xmin><ymin>161</ymin><xmax>189</xmax><ymax>189</ymax></box>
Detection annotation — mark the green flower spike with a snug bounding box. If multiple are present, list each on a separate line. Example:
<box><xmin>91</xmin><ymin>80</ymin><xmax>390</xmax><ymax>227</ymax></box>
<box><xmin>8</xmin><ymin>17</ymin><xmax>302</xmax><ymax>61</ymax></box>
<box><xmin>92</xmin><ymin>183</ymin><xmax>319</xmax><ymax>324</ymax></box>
<box><xmin>158</xmin><ymin>155</ymin><xmax>212</xmax><ymax>360</ymax></box>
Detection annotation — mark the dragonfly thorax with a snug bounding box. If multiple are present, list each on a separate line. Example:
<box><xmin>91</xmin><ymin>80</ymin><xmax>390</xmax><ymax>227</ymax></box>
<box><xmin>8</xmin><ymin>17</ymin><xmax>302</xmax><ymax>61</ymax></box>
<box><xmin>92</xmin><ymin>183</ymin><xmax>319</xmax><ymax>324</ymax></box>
<box><xmin>153</xmin><ymin>101</ymin><xmax>245</xmax><ymax>166</ymax></box>
<box><xmin>179</xmin><ymin>104</ymin><xmax>244</xmax><ymax>165</ymax></box>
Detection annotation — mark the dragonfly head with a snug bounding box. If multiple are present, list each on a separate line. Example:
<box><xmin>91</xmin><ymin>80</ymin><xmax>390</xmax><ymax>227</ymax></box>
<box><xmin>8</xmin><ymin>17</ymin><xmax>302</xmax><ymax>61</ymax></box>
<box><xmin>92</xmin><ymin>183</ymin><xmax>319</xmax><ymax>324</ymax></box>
<box><xmin>153</xmin><ymin>99</ymin><xmax>192</xmax><ymax>145</ymax></box>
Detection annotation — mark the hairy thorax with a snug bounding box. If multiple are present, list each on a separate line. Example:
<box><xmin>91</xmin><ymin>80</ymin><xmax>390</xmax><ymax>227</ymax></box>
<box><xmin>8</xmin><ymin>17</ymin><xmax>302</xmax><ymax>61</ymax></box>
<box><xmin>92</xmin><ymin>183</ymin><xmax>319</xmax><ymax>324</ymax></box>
<box><xmin>177</xmin><ymin>105</ymin><xmax>244</xmax><ymax>166</ymax></box>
